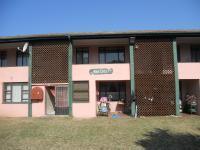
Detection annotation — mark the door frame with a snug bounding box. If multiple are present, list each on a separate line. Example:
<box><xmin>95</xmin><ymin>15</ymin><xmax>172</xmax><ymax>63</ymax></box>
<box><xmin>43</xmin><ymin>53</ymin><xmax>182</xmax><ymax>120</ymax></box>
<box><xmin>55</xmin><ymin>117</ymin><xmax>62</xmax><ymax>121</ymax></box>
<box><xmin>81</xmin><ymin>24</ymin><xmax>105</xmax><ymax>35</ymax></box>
<box><xmin>45</xmin><ymin>84</ymin><xmax>68</xmax><ymax>116</ymax></box>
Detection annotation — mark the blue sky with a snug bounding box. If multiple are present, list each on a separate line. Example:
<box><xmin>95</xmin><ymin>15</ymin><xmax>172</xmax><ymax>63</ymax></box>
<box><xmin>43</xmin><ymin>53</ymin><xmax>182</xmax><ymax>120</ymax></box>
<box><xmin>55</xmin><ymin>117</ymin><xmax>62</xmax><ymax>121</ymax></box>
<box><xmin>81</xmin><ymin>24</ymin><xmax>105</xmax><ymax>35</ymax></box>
<box><xmin>0</xmin><ymin>0</ymin><xmax>200</xmax><ymax>36</ymax></box>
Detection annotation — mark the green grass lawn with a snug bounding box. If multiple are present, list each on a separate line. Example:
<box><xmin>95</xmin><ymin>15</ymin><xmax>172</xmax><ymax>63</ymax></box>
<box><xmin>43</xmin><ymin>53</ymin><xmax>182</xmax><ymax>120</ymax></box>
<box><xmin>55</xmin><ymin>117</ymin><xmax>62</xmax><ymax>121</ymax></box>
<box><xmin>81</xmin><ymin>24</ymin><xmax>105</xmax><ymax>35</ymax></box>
<box><xmin>0</xmin><ymin>116</ymin><xmax>200</xmax><ymax>150</ymax></box>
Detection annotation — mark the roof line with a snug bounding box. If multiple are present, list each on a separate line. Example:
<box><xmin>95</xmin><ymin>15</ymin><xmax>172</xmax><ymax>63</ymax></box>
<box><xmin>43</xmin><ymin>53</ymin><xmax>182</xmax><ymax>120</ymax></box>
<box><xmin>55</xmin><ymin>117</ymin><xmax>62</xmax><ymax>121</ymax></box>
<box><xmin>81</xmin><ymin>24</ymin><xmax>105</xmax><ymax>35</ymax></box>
<box><xmin>1</xmin><ymin>29</ymin><xmax>200</xmax><ymax>43</ymax></box>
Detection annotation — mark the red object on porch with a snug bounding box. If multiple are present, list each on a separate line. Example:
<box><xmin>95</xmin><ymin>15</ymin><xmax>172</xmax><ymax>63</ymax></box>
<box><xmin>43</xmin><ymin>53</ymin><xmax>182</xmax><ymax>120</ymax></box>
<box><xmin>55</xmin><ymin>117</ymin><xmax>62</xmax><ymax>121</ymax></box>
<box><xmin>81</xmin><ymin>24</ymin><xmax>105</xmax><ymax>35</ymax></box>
<box><xmin>31</xmin><ymin>87</ymin><xmax>43</xmax><ymax>101</ymax></box>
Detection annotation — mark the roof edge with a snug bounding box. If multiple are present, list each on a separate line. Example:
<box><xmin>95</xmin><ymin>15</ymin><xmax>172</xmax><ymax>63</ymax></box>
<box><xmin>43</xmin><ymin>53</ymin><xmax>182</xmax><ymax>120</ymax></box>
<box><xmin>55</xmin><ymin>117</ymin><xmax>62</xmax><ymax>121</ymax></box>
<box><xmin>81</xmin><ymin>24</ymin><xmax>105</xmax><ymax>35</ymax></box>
<box><xmin>1</xmin><ymin>29</ymin><xmax>200</xmax><ymax>43</ymax></box>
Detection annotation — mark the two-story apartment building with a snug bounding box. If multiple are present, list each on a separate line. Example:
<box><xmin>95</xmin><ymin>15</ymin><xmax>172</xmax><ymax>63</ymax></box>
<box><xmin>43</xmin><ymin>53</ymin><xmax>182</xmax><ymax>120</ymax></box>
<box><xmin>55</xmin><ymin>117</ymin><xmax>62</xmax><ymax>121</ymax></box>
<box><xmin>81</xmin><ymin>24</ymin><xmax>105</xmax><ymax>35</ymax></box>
<box><xmin>0</xmin><ymin>30</ymin><xmax>199</xmax><ymax>118</ymax></box>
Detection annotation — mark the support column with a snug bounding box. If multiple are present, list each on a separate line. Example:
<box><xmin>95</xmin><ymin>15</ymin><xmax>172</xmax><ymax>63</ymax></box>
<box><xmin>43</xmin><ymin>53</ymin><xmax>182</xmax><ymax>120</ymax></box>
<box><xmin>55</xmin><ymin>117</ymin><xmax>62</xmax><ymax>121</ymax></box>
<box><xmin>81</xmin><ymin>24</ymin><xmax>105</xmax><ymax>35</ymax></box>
<box><xmin>129</xmin><ymin>37</ymin><xmax>136</xmax><ymax>116</ymax></box>
<box><xmin>197</xmin><ymin>80</ymin><xmax>200</xmax><ymax>115</ymax></box>
<box><xmin>130</xmin><ymin>45</ymin><xmax>135</xmax><ymax>99</ymax></box>
<box><xmin>173</xmin><ymin>38</ymin><xmax>180</xmax><ymax>116</ymax></box>
<box><xmin>28</xmin><ymin>46</ymin><xmax>32</xmax><ymax>117</ymax></box>
<box><xmin>68</xmin><ymin>41</ymin><xmax>73</xmax><ymax>115</ymax></box>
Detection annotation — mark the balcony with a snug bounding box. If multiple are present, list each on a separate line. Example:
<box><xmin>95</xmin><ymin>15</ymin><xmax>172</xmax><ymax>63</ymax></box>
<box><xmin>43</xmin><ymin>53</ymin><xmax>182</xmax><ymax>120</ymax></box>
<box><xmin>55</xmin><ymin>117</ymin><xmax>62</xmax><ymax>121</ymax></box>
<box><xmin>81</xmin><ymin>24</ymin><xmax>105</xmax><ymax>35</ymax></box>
<box><xmin>178</xmin><ymin>63</ymin><xmax>200</xmax><ymax>79</ymax></box>
<box><xmin>177</xmin><ymin>37</ymin><xmax>200</xmax><ymax>79</ymax></box>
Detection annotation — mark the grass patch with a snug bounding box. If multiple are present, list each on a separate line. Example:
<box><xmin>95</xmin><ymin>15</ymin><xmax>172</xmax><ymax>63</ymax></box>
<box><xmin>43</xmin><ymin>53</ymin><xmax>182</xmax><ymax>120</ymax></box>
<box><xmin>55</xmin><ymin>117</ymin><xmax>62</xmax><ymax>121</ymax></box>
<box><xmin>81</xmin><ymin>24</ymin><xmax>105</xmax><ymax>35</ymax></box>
<box><xmin>0</xmin><ymin>116</ymin><xmax>200</xmax><ymax>150</ymax></box>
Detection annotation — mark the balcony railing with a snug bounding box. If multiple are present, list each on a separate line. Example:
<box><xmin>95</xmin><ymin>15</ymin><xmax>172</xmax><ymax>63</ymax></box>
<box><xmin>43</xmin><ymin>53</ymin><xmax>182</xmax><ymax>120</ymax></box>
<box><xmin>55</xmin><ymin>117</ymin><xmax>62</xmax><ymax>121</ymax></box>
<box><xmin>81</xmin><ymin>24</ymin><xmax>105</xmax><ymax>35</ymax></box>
<box><xmin>72</xmin><ymin>63</ymin><xmax>130</xmax><ymax>81</ymax></box>
<box><xmin>178</xmin><ymin>63</ymin><xmax>200</xmax><ymax>79</ymax></box>
<box><xmin>0</xmin><ymin>67</ymin><xmax>28</xmax><ymax>82</ymax></box>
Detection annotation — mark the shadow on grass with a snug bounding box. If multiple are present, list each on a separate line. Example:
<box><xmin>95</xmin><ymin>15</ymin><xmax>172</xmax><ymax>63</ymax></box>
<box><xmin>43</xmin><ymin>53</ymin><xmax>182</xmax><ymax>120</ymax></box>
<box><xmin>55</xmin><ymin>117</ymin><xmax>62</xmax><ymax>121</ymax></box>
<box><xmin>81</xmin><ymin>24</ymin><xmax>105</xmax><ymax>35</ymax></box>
<box><xmin>136</xmin><ymin>129</ymin><xmax>200</xmax><ymax>150</ymax></box>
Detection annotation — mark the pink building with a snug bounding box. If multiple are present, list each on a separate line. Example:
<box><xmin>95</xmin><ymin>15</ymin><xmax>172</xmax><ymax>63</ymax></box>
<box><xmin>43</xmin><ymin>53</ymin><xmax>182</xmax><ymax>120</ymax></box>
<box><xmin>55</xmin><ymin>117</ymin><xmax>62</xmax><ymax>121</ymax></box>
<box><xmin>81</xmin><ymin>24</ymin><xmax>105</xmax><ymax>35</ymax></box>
<box><xmin>0</xmin><ymin>30</ymin><xmax>199</xmax><ymax>118</ymax></box>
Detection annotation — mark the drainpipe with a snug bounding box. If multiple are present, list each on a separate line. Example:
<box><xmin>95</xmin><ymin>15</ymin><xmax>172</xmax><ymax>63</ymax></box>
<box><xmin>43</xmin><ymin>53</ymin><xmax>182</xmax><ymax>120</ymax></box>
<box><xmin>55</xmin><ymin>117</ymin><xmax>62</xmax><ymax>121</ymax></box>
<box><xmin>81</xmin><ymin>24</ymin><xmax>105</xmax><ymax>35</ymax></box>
<box><xmin>129</xmin><ymin>37</ymin><xmax>137</xmax><ymax>117</ymax></box>
<box><xmin>67</xmin><ymin>36</ymin><xmax>73</xmax><ymax>115</ymax></box>
<box><xmin>28</xmin><ymin>46</ymin><xmax>32</xmax><ymax>117</ymax></box>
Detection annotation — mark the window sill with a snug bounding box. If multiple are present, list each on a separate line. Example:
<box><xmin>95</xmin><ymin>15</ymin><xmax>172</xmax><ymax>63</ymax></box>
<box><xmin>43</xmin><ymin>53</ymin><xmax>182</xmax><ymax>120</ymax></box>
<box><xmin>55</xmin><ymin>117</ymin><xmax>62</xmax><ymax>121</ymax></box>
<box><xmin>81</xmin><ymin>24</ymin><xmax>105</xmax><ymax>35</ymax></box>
<box><xmin>2</xmin><ymin>102</ymin><xmax>28</xmax><ymax>104</ymax></box>
<box><xmin>73</xmin><ymin>101</ymin><xmax>89</xmax><ymax>103</ymax></box>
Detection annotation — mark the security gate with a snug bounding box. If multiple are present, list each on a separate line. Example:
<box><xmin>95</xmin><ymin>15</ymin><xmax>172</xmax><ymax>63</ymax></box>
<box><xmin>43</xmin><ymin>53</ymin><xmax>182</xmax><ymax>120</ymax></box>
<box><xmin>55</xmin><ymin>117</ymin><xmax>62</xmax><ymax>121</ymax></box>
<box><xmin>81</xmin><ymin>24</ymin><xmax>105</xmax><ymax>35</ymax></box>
<box><xmin>55</xmin><ymin>86</ymin><xmax>68</xmax><ymax>115</ymax></box>
<box><xmin>134</xmin><ymin>38</ymin><xmax>176</xmax><ymax>116</ymax></box>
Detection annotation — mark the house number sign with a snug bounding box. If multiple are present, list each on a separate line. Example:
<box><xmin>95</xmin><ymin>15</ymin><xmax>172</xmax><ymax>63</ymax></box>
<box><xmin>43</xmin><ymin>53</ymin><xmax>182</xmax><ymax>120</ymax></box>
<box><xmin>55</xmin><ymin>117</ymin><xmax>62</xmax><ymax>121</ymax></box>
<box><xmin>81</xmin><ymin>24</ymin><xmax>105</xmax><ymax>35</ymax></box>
<box><xmin>89</xmin><ymin>68</ymin><xmax>113</xmax><ymax>75</ymax></box>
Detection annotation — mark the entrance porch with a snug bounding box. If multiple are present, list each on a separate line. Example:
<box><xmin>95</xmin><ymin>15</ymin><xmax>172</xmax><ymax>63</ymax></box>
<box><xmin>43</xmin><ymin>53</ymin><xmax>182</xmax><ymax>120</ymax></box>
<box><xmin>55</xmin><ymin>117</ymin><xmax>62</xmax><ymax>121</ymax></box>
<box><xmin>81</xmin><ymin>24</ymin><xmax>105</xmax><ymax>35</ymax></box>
<box><xmin>96</xmin><ymin>81</ymin><xmax>131</xmax><ymax>115</ymax></box>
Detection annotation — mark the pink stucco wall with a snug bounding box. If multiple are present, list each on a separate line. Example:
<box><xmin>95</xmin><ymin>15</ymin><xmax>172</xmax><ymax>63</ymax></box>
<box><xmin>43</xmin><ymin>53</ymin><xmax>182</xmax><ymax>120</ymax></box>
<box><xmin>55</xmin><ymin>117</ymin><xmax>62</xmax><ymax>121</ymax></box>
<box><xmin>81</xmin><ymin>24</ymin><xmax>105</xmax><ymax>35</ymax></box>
<box><xmin>178</xmin><ymin>63</ymin><xmax>200</xmax><ymax>79</ymax></box>
<box><xmin>32</xmin><ymin>85</ymin><xmax>46</xmax><ymax>117</ymax></box>
<box><xmin>0</xmin><ymin>67</ymin><xmax>28</xmax><ymax>117</ymax></box>
<box><xmin>0</xmin><ymin>67</ymin><xmax>46</xmax><ymax>117</ymax></box>
<box><xmin>72</xmin><ymin>64</ymin><xmax>130</xmax><ymax>118</ymax></box>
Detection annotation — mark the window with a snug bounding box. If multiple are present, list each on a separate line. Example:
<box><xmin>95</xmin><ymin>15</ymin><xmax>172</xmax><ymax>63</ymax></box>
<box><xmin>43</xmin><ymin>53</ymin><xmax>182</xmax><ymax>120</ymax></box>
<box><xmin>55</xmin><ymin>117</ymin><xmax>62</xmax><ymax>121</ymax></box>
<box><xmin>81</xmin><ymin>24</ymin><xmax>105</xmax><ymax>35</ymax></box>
<box><xmin>191</xmin><ymin>45</ymin><xmax>200</xmax><ymax>62</ymax></box>
<box><xmin>76</xmin><ymin>48</ymin><xmax>89</xmax><ymax>64</ymax></box>
<box><xmin>16</xmin><ymin>51</ymin><xmax>28</xmax><ymax>66</ymax></box>
<box><xmin>73</xmin><ymin>81</ymin><xmax>89</xmax><ymax>102</ymax></box>
<box><xmin>177</xmin><ymin>45</ymin><xmax>180</xmax><ymax>62</ymax></box>
<box><xmin>99</xmin><ymin>82</ymin><xmax>126</xmax><ymax>101</ymax></box>
<box><xmin>99</xmin><ymin>47</ymin><xmax>125</xmax><ymax>64</ymax></box>
<box><xmin>4</xmin><ymin>83</ymin><xmax>29</xmax><ymax>103</ymax></box>
<box><xmin>0</xmin><ymin>51</ymin><xmax>7</xmax><ymax>67</ymax></box>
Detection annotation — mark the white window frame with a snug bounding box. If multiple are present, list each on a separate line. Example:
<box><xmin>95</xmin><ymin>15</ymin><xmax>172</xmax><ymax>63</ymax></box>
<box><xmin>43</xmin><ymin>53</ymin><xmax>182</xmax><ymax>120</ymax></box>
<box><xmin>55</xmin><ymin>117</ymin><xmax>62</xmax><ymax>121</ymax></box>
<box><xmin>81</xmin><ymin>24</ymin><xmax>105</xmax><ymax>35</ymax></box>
<box><xmin>3</xmin><ymin>82</ymin><xmax>29</xmax><ymax>103</ymax></box>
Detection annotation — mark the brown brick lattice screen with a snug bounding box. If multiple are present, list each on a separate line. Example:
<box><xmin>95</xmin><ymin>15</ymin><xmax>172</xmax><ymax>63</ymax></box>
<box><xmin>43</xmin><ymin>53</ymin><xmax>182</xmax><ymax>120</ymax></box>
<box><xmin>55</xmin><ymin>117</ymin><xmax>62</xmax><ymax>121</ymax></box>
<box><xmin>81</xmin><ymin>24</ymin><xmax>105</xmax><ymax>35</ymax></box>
<box><xmin>32</xmin><ymin>40</ymin><xmax>69</xmax><ymax>83</ymax></box>
<box><xmin>135</xmin><ymin>38</ymin><xmax>176</xmax><ymax>116</ymax></box>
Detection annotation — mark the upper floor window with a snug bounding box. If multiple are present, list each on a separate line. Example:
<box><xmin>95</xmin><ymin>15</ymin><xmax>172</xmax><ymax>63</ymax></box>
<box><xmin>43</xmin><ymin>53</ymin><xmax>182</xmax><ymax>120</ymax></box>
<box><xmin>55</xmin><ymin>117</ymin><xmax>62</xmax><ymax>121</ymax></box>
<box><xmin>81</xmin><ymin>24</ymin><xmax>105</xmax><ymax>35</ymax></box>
<box><xmin>76</xmin><ymin>48</ymin><xmax>89</xmax><ymax>64</ymax></box>
<box><xmin>191</xmin><ymin>45</ymin><xmax>200</xmax><ymax>62</ymax></box>
<box><xmin>0</xmin><ymin>51</ymin><xmax>7</xmax><ymax>67</ymax></box>
<box><xmin>177</xmin><ymin>45</ymin><xmax>180</xmax><ymax>62</ymax></box>
<box><xmin>16</xmin><ymin>51</ymin><xmax>28</xmax><ymax>66</ymax></box>
<box><xmin>99</xmin><ymin>47</ymin><xmax>125</xmax><ymax>64</ymax></box>
<box><xmin>4</xmin><ymin>83</ymin><xmax>29</xmax><ymax>103</ymax></box>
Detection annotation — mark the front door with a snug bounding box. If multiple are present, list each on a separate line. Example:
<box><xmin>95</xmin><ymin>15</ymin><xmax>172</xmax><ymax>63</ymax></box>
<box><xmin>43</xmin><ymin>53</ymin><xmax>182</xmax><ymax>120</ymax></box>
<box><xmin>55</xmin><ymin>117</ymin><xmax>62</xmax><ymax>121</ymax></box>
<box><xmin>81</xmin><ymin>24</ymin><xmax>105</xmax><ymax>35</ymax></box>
<box><xmin>55</xmin><ymin>85</ymin><xmax>68</xmax><ymax>115</ymax></box>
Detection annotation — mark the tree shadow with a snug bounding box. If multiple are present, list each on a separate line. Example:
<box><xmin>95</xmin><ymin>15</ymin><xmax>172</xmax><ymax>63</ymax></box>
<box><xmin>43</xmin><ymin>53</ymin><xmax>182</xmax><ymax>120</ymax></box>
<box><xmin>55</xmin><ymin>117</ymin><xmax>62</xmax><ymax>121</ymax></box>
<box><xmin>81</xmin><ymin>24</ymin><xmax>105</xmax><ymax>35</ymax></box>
<box><xmin>136</xmin><ymin>128</ymin><xmax>200</xmax><ymax>150</ymax></box>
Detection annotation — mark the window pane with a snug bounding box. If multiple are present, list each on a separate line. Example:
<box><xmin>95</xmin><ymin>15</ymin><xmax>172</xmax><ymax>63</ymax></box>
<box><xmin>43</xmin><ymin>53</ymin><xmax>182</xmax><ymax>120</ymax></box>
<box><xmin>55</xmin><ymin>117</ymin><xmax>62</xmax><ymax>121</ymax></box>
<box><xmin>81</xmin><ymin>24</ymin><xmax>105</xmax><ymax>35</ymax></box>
<box><xmin>106</xmin><ymin>51</ymin><xmax>118</xmax><ymax>63</ymax></box>
<box><xmin>23</xmin><ymin>54</ymin><xmax>28</xmax><ymax>66</ymax></box>
<box><xmin>76</xmin><ymin>48</ymin><xmax>89</xmax><ymax>64</ymax></box>
<box><xmin>99</xmin><ymin>92</ymin><xmax>106</xmax><ymax>98</ymax></box>
<box><xmin>99</xmin><ymin>48</ymin><xmax>125</xmax><ymax>64</ymax></box>
<box><xmin>12</xmin><ymin>85</ymin><xmax>21</xmax><ymax>102</ymax></box>
<box><xmin>74</xmin><ymin>82</ymin><xmax>88</xmax><ymax>91</ymax></box>
<box><xmin>17</xmin><ymin>55</ymin><xmax>22</xmax><ymax>66</ymax></box>
<box><xmin>120</xmin><ymin>92</ymin><xmax>126</xmax><ymax>100</ymax></box>
<box><xmin>119</xmin><ymin>51</ymin><xmax>125</xmax><ymax>63</ymax></box>
<box><xmin>17</xmin><ymin>52</ymin><xmax>28</xmax><ymax>66</ymax></box>
<box><xmin>177</xmin><ymin>45</ymin><xmax>180</xmax><ymax>62</ymax></box>
<box><xmin>73</xmin><ymin>92</ymin><xmax>89</xmax><ymax>100</ymax></box>
<box><xmin>99</xmin><ymin>52</ymin><xmax>105</xmax><ymax>64</ymax></box>
<box><xmin>6</xmin><ymin>93</ymin><xmax>11</xmax><ymax>100</ymax></box>
<box><xmin>22</xmin><ymin>99</ymin><xmax>28</xmax><ymax>102</ymax></box>
<box><xmin>6</xmin><ymin>85</ymin><xmax>11</xmax><ymax>91</ymax></box>
<box><xmin>82</xmin><ymin>52</ymin><xmax>89</xmax><ymax>64</ymax></box>
<box><xmin>22</xmin><ymin>84</ymin><xmax>28</xmax><ymax>90</ymax></box>
<box><xmin>1</xmin><ymin>52</ymin><xmax>7</xmax><ymax>67</ymax></box>
<box><xmin>76</xmin><ymin>51</ymin><xmax>83</xmax><ymax>64</ymax></box>
<box><xmin>100</xmin><ymin>83</ymin><xmax>107</xmax><ymax>92</ymax></box>
<box><xmin>99</xmin><ymin>82</ymin><xmax>126</xmax><ymax>101</ymax></box>
<box><xmin>1</xmin><ymin>59</ymin><xmax>7</xmax><ymax>66</ymax></box>
<box><xmin>191</xmin><ymin>46</ymin><xmax>200</xmax><ymax>62</ymax></box>
<box><xmin>73</xmin><ymin>81</ymin><xmax>89</xmax><ymax>102</ymax></box>
<box><xmin>107</xmin><ymin>92</ymin><xmax>119</xmax><ymax>100</ymax></box>
<box><xmin>6</xmin><ymin>99</ymin><xmax>11</xmax><ymax>102</ymax></box>
<box><xmin>22</xmin><ymin>93</ymin><xmax>29</xmax><ymax>99</ymax></box>
<box><xmin>108</xmin><ymin>83</ymin><xmax>118</xmax><ymax>92</ymax></box>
